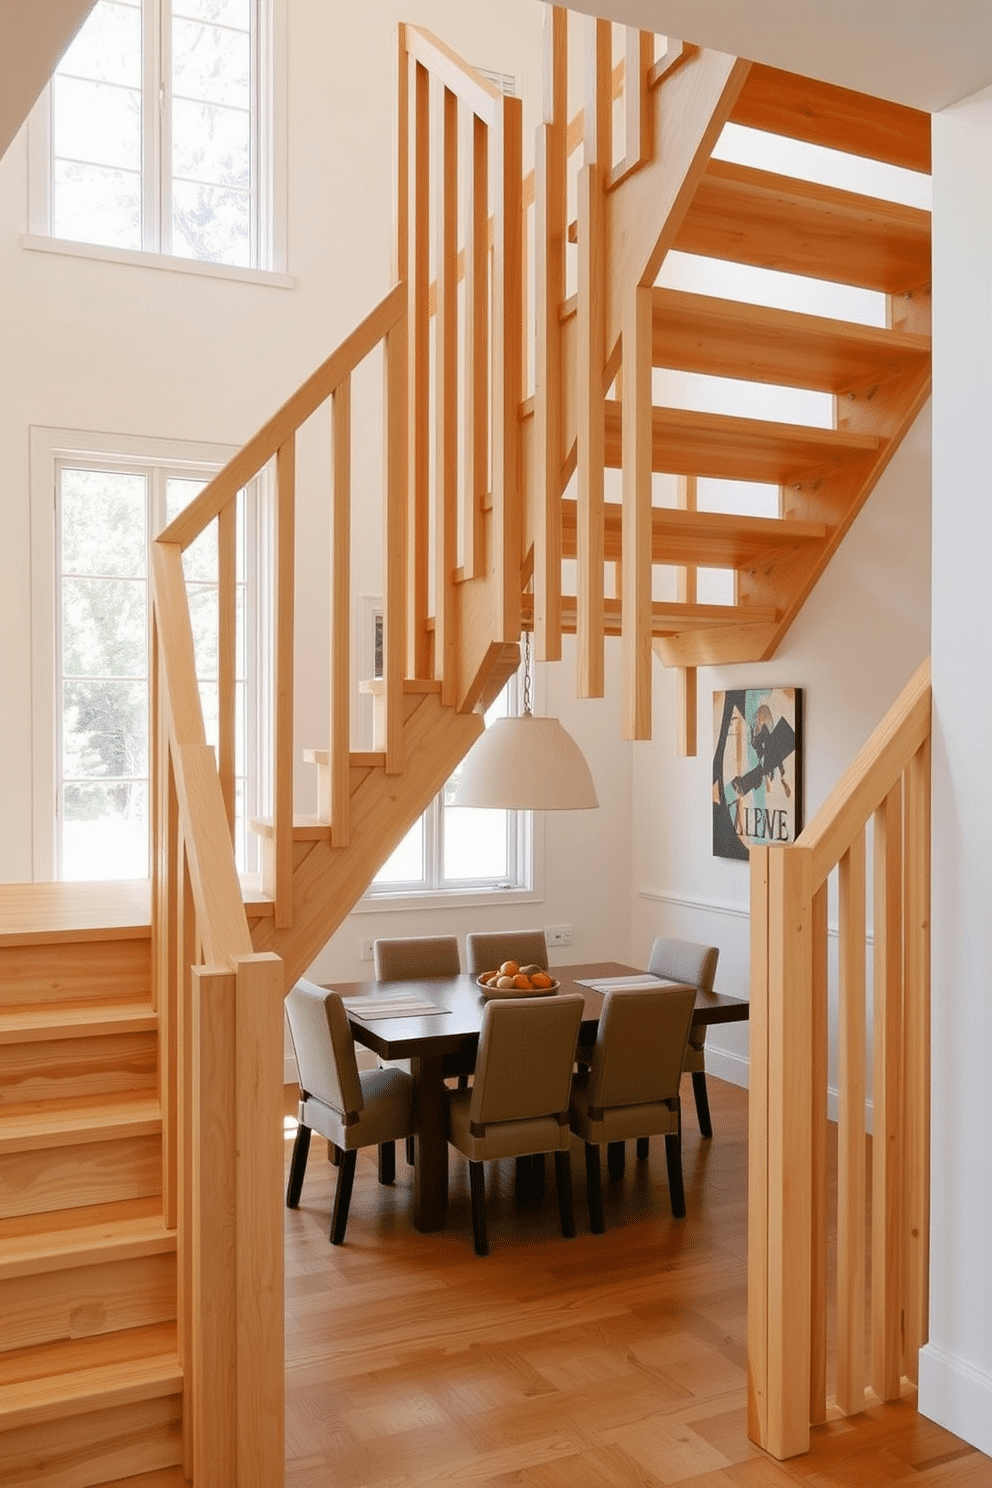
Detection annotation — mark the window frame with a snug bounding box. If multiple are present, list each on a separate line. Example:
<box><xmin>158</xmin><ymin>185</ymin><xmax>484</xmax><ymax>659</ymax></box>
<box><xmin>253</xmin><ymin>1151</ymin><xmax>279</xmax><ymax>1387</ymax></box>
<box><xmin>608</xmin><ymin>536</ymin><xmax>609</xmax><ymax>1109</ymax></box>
<box><xmin>354</xmin><ymin>602</ymin><xmax>543</xmax><ymax>913</ymax></box>
<box><xmin>30</xmin><ymin>425</ymin><xmax>267</xmax><ymax>881</ymax></box>
<box><xmin>25</xmin><ymin>0</ymin><xmax>288</xmax><ymax>279</ymax></box>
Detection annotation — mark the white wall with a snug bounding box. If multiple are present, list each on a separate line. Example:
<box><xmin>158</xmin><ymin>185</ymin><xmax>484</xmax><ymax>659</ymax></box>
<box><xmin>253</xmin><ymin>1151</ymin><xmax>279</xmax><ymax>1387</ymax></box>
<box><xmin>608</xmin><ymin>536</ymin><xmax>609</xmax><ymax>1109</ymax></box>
<box><xmin>918</xmin><ymin>81</ymin><xmax>992</xmax><ymax>1457</ymax></box>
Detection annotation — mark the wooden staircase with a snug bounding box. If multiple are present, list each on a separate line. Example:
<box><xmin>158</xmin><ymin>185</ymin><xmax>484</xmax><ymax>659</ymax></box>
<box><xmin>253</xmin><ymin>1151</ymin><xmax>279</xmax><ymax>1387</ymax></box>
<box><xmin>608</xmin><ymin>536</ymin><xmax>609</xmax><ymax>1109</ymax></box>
<box><xmin>0</xmin><ymin>13</ymin><xmax>933</xmax><ymax>1487</ymax></box>
<box><xmin>0</xmin><ymin>885</ymin><xmax>183</xmax><ymax>1486</ymax></box>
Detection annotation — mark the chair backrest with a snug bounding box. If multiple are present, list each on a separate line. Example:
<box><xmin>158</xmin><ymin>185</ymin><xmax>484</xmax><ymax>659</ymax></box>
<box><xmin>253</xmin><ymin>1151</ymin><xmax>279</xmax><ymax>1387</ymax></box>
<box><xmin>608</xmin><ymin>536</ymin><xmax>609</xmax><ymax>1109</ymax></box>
<box><xmin>469</xmin><ymin>994</ymin><xmax>583</xmax><ymax>1126</ymax></box>
<box><xmin>647</xmin><ymin>936</ymin><xmax>718</xmax><ymax>992</ymax></box>
<box><xmin>586</xmin><ymin>984</ymin><xmax>696</xmax><ymax>1110</ymax></box>
<box><xmin>284</xmin><ymin>978</ymin><xmax>363</xmax><ymax>1119</ymax></box>
<box><xmin>466</xmin><ymin>929</ymin><xmax>549</xmax><ymax>975</ymax></box>
<box><xmin>373</xmin><ymin>934</ymin><xmax>461</xmax><ymax>981</ymax></box>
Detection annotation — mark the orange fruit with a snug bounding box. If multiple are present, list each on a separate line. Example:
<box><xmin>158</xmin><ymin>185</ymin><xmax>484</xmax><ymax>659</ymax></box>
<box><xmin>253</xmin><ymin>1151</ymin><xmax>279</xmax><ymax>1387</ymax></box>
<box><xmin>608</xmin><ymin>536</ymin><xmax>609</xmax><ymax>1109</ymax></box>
<box><xmin>531</xmin><ymin>972</ymin><xmax>553</xmax><ymax>988</ymax></box>
<box><xmin>513</xmin><ymin>973</ymin><xmax>532</xmax><ymax>989</ymax></box>
<box><xmin>499</xmin><ymin>960</ymin><xmax>519</xmax><ymax>976</ymax></box>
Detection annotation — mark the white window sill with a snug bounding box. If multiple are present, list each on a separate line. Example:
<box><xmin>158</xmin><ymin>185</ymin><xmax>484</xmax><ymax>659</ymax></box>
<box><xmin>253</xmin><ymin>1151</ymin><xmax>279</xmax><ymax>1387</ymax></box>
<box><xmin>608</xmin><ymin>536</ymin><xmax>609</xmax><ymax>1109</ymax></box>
<box><xmin>355</xmin><ymin>885</ymin><xmax>540</xmax><ymax>914</ymax></box>
<box><xmin>21</xmin><ymin>234</ymin><xmax>295</xmax><ymax>289</ymax></box>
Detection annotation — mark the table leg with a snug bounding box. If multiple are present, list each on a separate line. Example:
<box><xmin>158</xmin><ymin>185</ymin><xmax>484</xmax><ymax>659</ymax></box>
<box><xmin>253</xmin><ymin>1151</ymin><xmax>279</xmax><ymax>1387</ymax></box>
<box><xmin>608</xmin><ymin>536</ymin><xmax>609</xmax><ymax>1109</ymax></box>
<box><xmin>411</xmin><ymin>1053</ymin><xmax>448</xmax><ymax>1232</ymax></box>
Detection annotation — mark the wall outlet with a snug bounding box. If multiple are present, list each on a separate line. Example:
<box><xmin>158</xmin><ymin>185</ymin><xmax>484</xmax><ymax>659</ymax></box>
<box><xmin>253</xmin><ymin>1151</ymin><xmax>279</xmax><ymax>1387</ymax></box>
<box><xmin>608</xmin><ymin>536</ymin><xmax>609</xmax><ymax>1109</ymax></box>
<box><xmin>360</xmin><ymin>938</ymin><xmax>374</xmax><ymax>961</ymax></box>
<box><xmin>546</xmin><ymin>924</ymin><xmax>573</xmax><ymax>947</ymax></box>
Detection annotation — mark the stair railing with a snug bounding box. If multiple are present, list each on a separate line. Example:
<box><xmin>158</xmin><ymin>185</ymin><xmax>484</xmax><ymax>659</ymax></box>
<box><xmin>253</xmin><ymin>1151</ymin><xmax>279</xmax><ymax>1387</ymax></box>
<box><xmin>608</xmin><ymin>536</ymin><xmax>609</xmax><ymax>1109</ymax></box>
<box><xmin>747</xmin><ymin>657</ymin><xmax>931</xmax><ymax>1459</ymax></box>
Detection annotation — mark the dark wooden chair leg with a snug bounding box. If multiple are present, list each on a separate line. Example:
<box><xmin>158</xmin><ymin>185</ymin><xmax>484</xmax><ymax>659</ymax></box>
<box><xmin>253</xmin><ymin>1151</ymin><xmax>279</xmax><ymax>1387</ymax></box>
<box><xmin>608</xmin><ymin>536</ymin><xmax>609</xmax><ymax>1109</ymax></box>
<box><xmin>584</xmin><ymin>1142</ymin><xmax>604</xmax><ymax>1233</ymax></box>
<box><xmin>469</xmin><ymin>1160</ymin><xmax>489</xmax><ymax>1255</ymax></box>
<box><xmin>691</xmin><ymin>1069</ymin><xmax>713</xmax><ymax>1139</ymax></box>
<box><xmin>378</xmin><ymin>1140</ymin><xmax>396</xmax><ymax>1185</ymax></box>
<box><xmin>330</xmin><ymin>1148</ymin><xmax>358</xmax><ymax>1244</ymax></box>
<box><xmin>636</xmin><ymin>1136</ymin><xmax>649</xmax><ymax>1160</ymax></box>
<box><xmin>406</xmin><ymin>1135</ymin><xmax>416</xmax><ymax>1165</ymax></box>
<box><xmin>514</xmin><ymin>1155</ymin><xmax>531</xmax><ymax>1198</ymax></box>
<box><xmin>328</xmin><ymin>1140</ymin><xmax>342</xmax><ymax>1166</ymax></box>
<box><xmin>285</xmin><ymin>1123</ymin><xmax>311</xmax><ymax>1208</ymax></box>
<box><xmin>607</xmin><ymin>1140</ymin><xmax>625</xmax><ymax>1181</ymax></box>
<box><xmin>664</xmin><ymin>1130</ymin><xmax>686</xmax><ymax>1218</ymax></box>
<box><xmin>532</xmin><ymin>1151</ymin><xmax>546</xmax><ymax>1199</ymax></box>
<box><xmin>457</xmin><ymin>1073</ymin><xmax>470</xmax><ymax>1089</ymax></box>
<box><xmin>555</xmin><ymin>1150</ymin><xmax>575</xmax><ymax>1238</ymax></box>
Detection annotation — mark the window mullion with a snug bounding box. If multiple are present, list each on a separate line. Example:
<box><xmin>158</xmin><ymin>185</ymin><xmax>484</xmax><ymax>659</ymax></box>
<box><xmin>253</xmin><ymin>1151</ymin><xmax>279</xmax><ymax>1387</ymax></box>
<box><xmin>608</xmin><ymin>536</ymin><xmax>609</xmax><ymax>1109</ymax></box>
<box><xmin>146</xmin><ymin>0</ymin><xmax>169</xmax><ymax>253</ymax></box>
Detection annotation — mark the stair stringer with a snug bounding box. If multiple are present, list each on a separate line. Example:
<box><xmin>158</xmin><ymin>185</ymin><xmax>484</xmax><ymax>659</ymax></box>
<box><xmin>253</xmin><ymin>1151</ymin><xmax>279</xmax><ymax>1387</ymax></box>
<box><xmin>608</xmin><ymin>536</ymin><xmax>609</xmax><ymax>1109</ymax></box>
<box><xmin>249</xmin><ymin>690</ymin><xmax>483</xmax><ymax>985</ymax></box>
<box><xmin>602</xmin><ymin>49</ymin><xmax>752</xmax><ymax>351</ymax></box>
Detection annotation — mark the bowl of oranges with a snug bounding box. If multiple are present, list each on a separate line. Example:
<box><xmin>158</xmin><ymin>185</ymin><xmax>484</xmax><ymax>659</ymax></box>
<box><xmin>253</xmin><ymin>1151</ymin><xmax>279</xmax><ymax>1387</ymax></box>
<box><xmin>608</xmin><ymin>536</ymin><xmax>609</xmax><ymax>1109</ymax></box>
<box><xmin>476</xmin><ymin>961</ymin><xmax>559</xmax><ymax>998</ymax></box>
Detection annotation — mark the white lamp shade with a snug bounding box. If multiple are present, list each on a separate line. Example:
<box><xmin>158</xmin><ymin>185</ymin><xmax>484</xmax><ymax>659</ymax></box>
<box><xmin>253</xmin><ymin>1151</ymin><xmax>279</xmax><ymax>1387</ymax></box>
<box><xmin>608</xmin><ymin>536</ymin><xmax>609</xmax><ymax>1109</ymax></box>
<box><xmin>452</xmin><ymin>714</ymin><xmax>599</xmax><ymax>810</ymax></box>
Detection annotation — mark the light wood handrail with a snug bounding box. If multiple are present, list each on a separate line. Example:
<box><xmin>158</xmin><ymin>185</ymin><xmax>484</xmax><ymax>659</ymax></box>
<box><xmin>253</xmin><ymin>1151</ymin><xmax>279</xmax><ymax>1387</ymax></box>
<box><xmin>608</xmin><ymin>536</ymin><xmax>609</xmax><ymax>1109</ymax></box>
<box><xmin>158</xmin><ymin>282</ymin><xmax>406</xmax><ymax>551</ymax></box>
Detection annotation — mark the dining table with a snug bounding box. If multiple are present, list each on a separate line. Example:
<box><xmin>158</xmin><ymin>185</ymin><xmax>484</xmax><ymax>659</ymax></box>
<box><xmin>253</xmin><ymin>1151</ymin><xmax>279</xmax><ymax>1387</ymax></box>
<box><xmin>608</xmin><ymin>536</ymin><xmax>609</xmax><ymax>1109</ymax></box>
<box><xmin>328</xmin><ymin>960</ymin><xmax>749</xmax><ymax>1233</ymax></box>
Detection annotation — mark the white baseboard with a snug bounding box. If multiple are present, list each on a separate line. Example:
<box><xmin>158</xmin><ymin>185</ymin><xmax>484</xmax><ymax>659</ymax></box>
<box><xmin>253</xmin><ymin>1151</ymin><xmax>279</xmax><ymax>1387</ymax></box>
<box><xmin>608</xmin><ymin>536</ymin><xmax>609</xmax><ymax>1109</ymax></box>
<box><xmin>704</xmin><ymin>1045</ymin><xmax>749</xmax><ymax>1089</ymax></box>
<box><xmin>919</xmin><ymin>1343</ymin><xmax>992</xmax><ymax>1457</ymax></box>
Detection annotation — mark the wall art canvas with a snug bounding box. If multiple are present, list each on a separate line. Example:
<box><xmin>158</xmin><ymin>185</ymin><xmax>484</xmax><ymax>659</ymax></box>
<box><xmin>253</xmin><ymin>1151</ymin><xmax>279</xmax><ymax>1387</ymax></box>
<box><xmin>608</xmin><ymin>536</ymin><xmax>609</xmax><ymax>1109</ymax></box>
<box><xmin>712</xmin><ymin>687</ymin><xmax>803</xmax><ymax>860</ymax></box>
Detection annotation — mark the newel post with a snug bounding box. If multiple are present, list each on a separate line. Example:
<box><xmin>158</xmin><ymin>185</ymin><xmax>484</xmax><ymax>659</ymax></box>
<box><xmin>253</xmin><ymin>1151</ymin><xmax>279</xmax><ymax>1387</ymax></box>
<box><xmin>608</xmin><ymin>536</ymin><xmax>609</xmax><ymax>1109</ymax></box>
<box><xmin>747</xmin><ymin>842</ymin><xmax>814</xmax><ymax>1459</ymax></box>
<box><xmin>191</xmin><ymin>952</ymin><xmax>285</xmax><ymax>1487</ymax></box>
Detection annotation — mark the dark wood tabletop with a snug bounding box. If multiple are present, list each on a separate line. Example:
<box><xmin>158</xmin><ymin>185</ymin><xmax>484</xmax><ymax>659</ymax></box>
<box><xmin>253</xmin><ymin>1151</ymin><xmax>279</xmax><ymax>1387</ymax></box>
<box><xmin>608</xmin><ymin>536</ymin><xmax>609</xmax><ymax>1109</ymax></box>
<box><xmin>326</xmin><ymin>961</ymin><xmax>748</xmax><ymax>1233</ymax></box>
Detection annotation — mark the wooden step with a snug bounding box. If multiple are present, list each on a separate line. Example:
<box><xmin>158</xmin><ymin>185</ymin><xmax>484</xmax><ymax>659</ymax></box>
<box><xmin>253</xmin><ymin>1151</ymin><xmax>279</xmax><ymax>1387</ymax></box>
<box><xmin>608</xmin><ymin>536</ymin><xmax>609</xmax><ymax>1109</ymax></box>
<box><xmin>1</xmin><ymin>1095</ymin><xmax>162</xmax><ymax>1156</ymax></box>
<box><xmin>0</xmin><ymin>999</ymin><xmax>157</xmax><ymax>1045</ymax></box>
<box><xmin>0</xmin><ymin>1197</ymin><xmax>175</xmax><ymax>1280</ymax></box>
<box><xmin>673</xmin><ymin>158</ymin><xmax>930</xmax><ymax>294</ymax></box>
<box><xmin>0</xmin><ymin>936</ymin><xmax>151</xmax><ymax>1010</ymax></box>
<box><xmin>648</xmin><ymin>287</ymin><xmax>930</xmax><ymax>392</ymax></box>
<box><xmin>602</xmin><ymin>400</ymin><xmax>877</xmax><ymax>484</ymax></box>
<box><xmin>0</xmin><ymin>1321</ymin><xmax>181</xmax><ymax>1432</ymax></box>
<box><xmin>561</xmin><ymin>500</ymin><xmax>827</xmax><ymax>569</ymax></box>
<box><xmin>521</xmin><ymin>593</ymin><xmax>778</xmax><ymax>637</ymax></box>
<box><xmin>729</xmin><ymin>63</ymin><xmax>931</xmax><ymax>174</ymax></box>
<box><xmin>0</xmin><ymin>1245</ymin><xmax>176</xmax><ymax>1355</ymax></box>
<box><xmin>0</xmin><ymin>1391</ymin><xmax>182</xmax><ymax>1488</ymax></box>
<box><xmin>250</xmin><ymin>813</ymin><xmax>333</xmax><ymax>841</ymax></box>
<box><xmin>0</xmin><ymin>1023</ymin><xmax>158</xmax><ymax>1107</ymax></box>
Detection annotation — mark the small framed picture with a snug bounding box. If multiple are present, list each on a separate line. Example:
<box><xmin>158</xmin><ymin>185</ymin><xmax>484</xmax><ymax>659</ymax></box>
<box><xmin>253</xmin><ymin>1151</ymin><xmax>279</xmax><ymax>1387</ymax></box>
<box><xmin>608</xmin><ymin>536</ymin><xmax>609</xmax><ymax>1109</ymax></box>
<box><xmin>712</xmin><ymin>687</ymin><xmax>803</xmax><ymax>860</ymax></box>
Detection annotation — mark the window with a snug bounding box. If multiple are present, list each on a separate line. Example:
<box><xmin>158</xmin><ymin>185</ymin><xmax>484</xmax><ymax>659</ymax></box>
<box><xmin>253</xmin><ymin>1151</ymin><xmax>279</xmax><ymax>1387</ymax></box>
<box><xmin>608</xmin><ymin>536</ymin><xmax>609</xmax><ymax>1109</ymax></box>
<box><xmin>368</xmin><ymin>680</ymin><xmax>534</xmax><ymax>900</ymax></box>
<box><xmin>31</xmin><ymin>429</ymin><xmax>264</xmax><ymax>881</ymax></box>
<box><xmin>42</xmin><ymin>0</ymin><xmax>272</xmax><ymax>269</ymax></box>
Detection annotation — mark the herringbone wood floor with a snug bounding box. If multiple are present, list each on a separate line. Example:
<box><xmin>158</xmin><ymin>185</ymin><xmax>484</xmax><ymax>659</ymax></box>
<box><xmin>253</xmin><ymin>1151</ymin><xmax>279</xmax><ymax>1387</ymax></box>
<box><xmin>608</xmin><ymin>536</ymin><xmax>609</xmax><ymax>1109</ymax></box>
<box><xmin>282</xmin><ymin>1077</ymin><xmax>992</xmax><ymax>1488</ymax></box>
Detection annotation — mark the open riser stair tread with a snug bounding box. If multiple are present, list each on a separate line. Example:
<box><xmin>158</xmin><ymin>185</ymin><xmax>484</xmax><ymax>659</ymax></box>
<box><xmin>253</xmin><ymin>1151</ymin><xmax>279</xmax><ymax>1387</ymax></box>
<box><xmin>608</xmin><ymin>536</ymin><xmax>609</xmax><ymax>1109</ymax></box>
<box><xmin>520</xmin><ymin>592</ymin><xmax>778</xmax><ymax>637</ymax></box>
<box><xmin>727</xmin><ymin>62</ymin><xmax>931</xmax><ymax>173</ymax></box>
<box><xmin>560</xmin><ymin>498</ymin><xmax>826</xmax><ymax>568</ymax></box>
<box><xmin>602</xmin><ymin>400</ymin><xmax>878</xmax><ymax>483</ymax></box>
<box><xmin>672</xmin><ymin>158</ymin><xmax>930</xmax><ymax>294</ymax></box>
<box><xmin>646</xmin><ymin>287</ymin><xmax>930</xmax><ymax>391</ymax></box>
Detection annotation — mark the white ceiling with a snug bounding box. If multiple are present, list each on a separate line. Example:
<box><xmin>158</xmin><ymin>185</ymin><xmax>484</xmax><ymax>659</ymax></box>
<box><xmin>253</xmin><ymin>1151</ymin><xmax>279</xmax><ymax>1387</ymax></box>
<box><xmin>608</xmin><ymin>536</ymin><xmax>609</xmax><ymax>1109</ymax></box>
<box><xmin>1</xmin><ymin>0</ymin><xmax>96</xmax><ymax>158</ymax></box>
<box><xmin>562</xmin><ymin>0</ymin><xmax>992</xmax><ymax>112</ymax></box>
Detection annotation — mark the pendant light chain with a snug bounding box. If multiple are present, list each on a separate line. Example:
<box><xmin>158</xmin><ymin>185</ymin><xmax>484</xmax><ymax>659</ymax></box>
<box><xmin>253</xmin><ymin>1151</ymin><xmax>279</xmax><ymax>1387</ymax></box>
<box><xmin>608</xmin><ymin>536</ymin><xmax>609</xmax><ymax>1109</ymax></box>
<box><xmin>522</xmin><ymin>629</ymin><xmax>533</xmax><ymax>717</ymax></box>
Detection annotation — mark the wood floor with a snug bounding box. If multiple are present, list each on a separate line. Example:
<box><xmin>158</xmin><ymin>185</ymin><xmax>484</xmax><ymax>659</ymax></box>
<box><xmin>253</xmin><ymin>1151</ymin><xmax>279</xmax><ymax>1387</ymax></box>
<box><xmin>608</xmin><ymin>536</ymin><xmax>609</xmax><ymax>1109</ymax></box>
<box><xmin>282</xmin><ymin>1077</ymin><xmax>992</xmax><ymax>1488</ymax></box>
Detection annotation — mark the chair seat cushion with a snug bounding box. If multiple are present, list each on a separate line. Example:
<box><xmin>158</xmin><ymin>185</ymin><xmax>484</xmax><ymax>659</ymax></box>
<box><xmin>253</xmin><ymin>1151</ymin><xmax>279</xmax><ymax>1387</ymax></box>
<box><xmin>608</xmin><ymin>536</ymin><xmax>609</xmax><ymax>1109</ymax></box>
<box><xmin>300</xmin><ymin>1064</ymin><xmax>413</xmax><ymax>1152</ymax></box>
<box><xmin>569</xmin><ymin>1071</ymin><xmax>679</xmax><ymax>1145</ymax></box>
<box><xmin>447</xmin><ymin>1088</ymin><xmax>570</xmax><ymax>1161</ymax></box>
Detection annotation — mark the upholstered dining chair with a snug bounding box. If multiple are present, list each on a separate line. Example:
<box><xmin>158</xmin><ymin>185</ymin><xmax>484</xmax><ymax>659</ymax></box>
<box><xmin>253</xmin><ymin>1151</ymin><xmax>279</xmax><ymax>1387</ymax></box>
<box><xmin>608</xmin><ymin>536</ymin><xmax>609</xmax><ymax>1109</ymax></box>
<box><xmin>373</xmin><ymin>935</ymin><xmax>472</xmax><ymax>1124</ymax></box>
<box><xmin>446</xmin><ymin>993</ymin><xmax>584</xmax><ymax>1255</ymax></box>
<box><xmin>569</xmin><ymin>983</ymin><xmax>695</xmax><ymax>1232</ymax></box>
<box><xmin>646</xmin><ymin>936</ymin><xmax>720</xmax><ymax>1137</ymax></box>
<box><xmin>465</xmin><ymin>928</ymin><xmax>550</xmax><ymax>976</ymax></box>
<box><xmin>373</xmin><ymin>934</ymin><xmax>461</xmax><ymax>982</ymax></box>
<box><xmin>284</xmin><ymin>978</ymin><xmax>414</xmax><ymax>1245</ymax></box>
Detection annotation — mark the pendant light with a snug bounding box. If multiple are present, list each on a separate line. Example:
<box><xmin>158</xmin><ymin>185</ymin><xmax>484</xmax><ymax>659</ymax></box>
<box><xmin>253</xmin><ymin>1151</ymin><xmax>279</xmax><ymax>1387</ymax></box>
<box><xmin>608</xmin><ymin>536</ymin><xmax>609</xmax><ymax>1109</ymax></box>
<box><xmin>452</xmin><ymin>631</ymin><xmax>599</xmax><ymax>810</ymax></box>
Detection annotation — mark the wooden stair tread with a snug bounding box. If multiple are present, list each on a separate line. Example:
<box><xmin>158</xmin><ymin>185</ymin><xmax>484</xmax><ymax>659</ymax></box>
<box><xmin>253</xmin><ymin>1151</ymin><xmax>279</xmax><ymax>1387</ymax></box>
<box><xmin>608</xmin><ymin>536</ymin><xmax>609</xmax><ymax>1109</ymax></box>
<box><xmin>0</xmin><ymin>1322</ymin><xmax>180</xmax><ymax>1431</ymax></box>
<box><xmin>521</xmin><ymin>593</ymin><xmax>777</xmax><ymax>637</ymax></box>
<box><xmin>0</xmin><ymin>1094</ymin><xmax>162</xmax><ymax>1154</ymax></box>
<box><xmin>561</xmin><ymin>499</ymin><xmax>827</xmax><ymax>568</ymax></box>
<box><xmin>602</xmin><ymin>400</ymin><xmax>877</xmax><ymax>484</ymax></box>
<box><xmin>0</xmin><ymin>881</ymin><xmax>151</xmax><ymax>947</ymax></box>
<box><xmin>674</xmin><ymin>158</ymin><xmax>931</xmax><ymax>294</ymax></box>
<box><xmin>648</xmin><ymin>286</ymin><xmax>929</xmax><ymax>392</ymax></box>
<box><xmin>0</xmin><ymin>999</ymin><xmax>157</xmax><ymax>1045</ymax></box>
<box><xmin>303</xmin><ymin>749</ymin><xmax>387</xmax><ymax>769</ymax></box>
<box><xmin>250</xmin><ymin>814</ymin><xmax>332</xmax><ymax>841</ymax></box>
<box><xmin>729</xmin><ymin>63</ymin><xmax>931</xmax><ymax>174</ymax></box>
<box><xmin>0</xmin><ymin>1204</ymin><xmax>175</xmax><ymax>1280</ymax></box>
